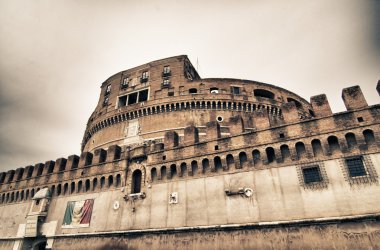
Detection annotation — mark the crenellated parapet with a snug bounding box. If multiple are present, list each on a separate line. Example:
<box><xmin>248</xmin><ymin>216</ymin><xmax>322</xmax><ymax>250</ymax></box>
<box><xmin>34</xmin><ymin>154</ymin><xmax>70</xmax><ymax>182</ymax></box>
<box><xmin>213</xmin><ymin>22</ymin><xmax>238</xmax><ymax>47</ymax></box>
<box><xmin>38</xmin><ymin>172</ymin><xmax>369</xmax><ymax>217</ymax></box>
<box><xmin>0</xmin><ymin>81</ymin><xmax>379</xmax><ymax>208</ymax></box>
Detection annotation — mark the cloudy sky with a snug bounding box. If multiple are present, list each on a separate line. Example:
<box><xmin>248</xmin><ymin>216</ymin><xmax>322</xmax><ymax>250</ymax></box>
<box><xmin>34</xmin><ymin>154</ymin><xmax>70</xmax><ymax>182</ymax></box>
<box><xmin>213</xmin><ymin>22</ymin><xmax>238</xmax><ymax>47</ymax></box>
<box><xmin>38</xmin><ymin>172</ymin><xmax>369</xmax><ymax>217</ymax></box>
<box><xmin>0</xmin><ymin>0</ymin><xmax>379</xmax><ymax>172</ymax></box>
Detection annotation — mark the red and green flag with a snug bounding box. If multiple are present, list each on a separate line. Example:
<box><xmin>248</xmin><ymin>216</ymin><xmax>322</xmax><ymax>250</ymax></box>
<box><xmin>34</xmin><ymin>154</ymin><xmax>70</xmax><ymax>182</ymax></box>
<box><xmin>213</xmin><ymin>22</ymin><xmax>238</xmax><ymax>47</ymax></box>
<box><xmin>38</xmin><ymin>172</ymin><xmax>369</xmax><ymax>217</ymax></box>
<box><xmin>62</xmin><ymin>199</ymin><xmax>94</xmax><ymax>227</ymax></box>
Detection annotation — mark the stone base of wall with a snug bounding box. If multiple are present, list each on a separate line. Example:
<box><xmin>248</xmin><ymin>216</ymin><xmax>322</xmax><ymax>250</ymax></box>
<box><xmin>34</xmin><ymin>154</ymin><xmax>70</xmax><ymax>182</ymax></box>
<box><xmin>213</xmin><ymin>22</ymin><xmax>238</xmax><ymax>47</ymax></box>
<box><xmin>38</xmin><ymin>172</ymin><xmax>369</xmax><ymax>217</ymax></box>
<box><xmin>50</xmin><ymin>217</ymin><xmax>380</xmax><ymax>250</ymax></box>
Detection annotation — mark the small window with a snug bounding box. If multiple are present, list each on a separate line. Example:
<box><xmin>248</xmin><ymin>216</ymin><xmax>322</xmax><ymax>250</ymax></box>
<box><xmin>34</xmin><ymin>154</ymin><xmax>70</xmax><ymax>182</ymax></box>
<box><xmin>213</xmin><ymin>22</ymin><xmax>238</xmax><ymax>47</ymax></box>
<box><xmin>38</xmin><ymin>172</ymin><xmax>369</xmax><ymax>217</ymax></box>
<box><xmin>279</xmin><ymin>133</ymin><xmax>285</xmax><ymax>139</ymax></box>
<box><xmin>357</xmin><ymin>117</ymin><xmax>364</xmax><ymax>122</ymax></box>
<box><xmin>210</xmin><ymin>87</ymin><xmax>219</xmax><ymax>94</ymax></box>
<box><xmin>163</xmin><ymin>79</ymin><xmax>170</xmax><ymax>87</ymax></box>
<box><xmin>168</xmin><ymin>92</ymin><xmax>174</xmax><ymax>96</ymax></box>
<box><xmin>214</xmin><ymin>145</ymin><xmax>219</xmax><ymax>150</ymax></box>
<box><xmin>118</xmin><ymin>95</ymin><xmax>127</xmax><ymax>107</ymax></box>
<box><xmin>254</xmin><ymin>89</ymin><xmax>274</xmax><ymax>99</ymax></box>
<box><xmin>105</xmin><ymin>84</ymin><xmax>111</xmax><ymax>95</ymax></box>
<box><xmin>189</xmin><ymin>88</ymin><xmax>197</xmax><ymax>94</ymax></box>
<box><xmin>302</xmin><ymin>166</ymin><xmax>322</xmax><ymax>184</ymax></box>
<box><xmin>103</xmin><ymin>97</ymin><xmax>109</xmax><ymax>106</ymax></box>
<box><xmin>232</xmin><ymin>87</ymin><xmax>240</xmax><ymax>95</ymax></box>
<box><xmin>121</xmin><ymin>77</ymin><xmax>129</xmax><ymax>89</ymax></box>
<box><xmin>163</xmin><ymin>66</ymin><xmax>171</xmax><ymax>77</ymax></box>
<box><xmin>141</xmin><ymin>71</ymin><xmax>149</xmax><ymax>83</ymax></box>
<box><xmin>346</xmin><ymin>156</ymin><xmax>366</xmax><ymax>177</ymax></box>
<box><xmin>162</xmin><ymin>155</ymin><xmax>166</xmax><ymax>160</ymax></box>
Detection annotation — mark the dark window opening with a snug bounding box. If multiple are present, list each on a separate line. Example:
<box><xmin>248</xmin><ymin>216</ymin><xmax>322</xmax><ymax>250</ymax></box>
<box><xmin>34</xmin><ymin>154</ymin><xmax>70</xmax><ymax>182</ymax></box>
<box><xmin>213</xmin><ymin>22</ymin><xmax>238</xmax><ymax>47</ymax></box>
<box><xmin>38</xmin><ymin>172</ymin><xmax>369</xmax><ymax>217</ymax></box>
<box><xmin>328</xmin><ymin>136</ymin><xmax>341</xmax><ymax>153</ymax></box>
<box><xmin>138</xmin><ymin>89</ymin><xmax>149</xmax><ymax>102</ymax></box>
<box><xmin>346</xmin><ymin>156</ymin><xmax>366</xmax><ymax>177</ymax></box>
<box><xmin>345</xmin><ymin>133</ymin><xmax>357</xmax><ymax>149</ymax></box>
<box><xmin>191</xmin><ymin>161</ymin><xmax>198</xmax><ymax>175</ymax></box>
<box><xmin>309</xmin><ymin>109</ymin><xmax>315</xmax><ymax>117</ymax></box>
<box><xmin>119</xmin><ymin>96</ymin><xmax>127</xmax><ymax>107</ymax></box>
<box><xmin>302</xmin><ymin>166</ymin><xmax>322</xmax><ymax>183</ymax></box>
<box><xmin>189</xmin><ymin>88</ymin><xmax>197</xmax><ymax>94</ymax></box>
<box><xmin>93</xmin><ymin>178</ymin><xmax>98</xmax><ymax>191</ymax></box>
<box><xmin>151</xmin><ymin>168</ymin><xmax>157</xmax><ymax>182</ymax></box>
<box><xmin>170</xmin><ymin>164</ymin><xmax>177</xmax><ymax>178</ymax></box>
<box><xmin>214</xmin><ymin>156</ymin><xmax>223</xmax><ymax>172</ymax></box>
<box><xmin>239</xmin><ymin>152</ymin><xmax>248</xmax><ymax>167</ymax></box>
<box><xmin>100</xmin><ymin>177</ymin><xmax>105</xmax><ymax>189</ymax></box>
<box><xmin>280</xmin><ymin>145</ymin><xmax>291</xmax><ymax>160</ymax></box>
<box><xmin>254</xmin><ymin>89</ymin><xmax>274</xmax><ymax>99</ymax></box>
<box><xmin>162</xmin><ymin>66</ymin><xmax>171</xmax><ymax>77</ymax></box>
<box><xmin>121</xmin><ymin>77</ymin><xmax>129</xmax><ymax>89</ymax></box>
<box><xmin>180</xmin><ymin>163</ymin><xmax>187</xmax><ymax>177</ymax></box>
<box><xmin>296</xmin><ymin>142</ymin><xmax>306</xmax><ymax>158</ymax></box>
<box><xmin>232</xmin><ymin>86</ymin><xmax>240</xmax><ymax>95</ymax></box>
<box><xmin>226</xmin><ymin>154</ymin><xmax>235</xmax><ymax>168</ymax></box>
<box><xmin>363</xmin><ymin>129</ymin><xmax>375</xmax><ymax>145</ymax></box>
<box><xmin>202</xmin><ymin>159</ymin><xmax>210</xmax><ymax>173</ymax></box>
<box><xmin>63</xmin><ymin>183</ymin><xmax>68</xmax><ymax>195</ymax></box>
<box><xmin>77</xmin><ymin>181</ymin><xmax>82</xmax><ymax>193</ymax></box>
<box><xmin>252</xmin><ymin>150</ymin><xmax>261</xmax><ymax>165</ymax></box>
<box><xmin>162</xmin><ymin>155</ymin><xmax>166</xmax><ymax>160</ymax></box>
<box><xmin>103</xmin><ymin>97</ymin><xmax>109</xmax><ymax>106</ymax></box>
<box><xmin>210</xmin><ymin>87</ymin><xmax>219</xmax><ymax>94</ymax></box>
<box><xmin>287</xmin><ymin>98</ymin><xmax>302</xmax><ymax>108</ymax></box>
<box><xmin>128</xmin><ymin>92</ymin><xmax>138</xmax><ymax>105</ymax></box>
<box><xmin>279</xmin><ymin>133</ymin><xmax>285</xmax><ymax>139</ymax></box>
<box><xmin>266</xmin><ymin>147</ymin><xmax>275</xmax><ymax>163</ymax></box>
<box><xmin>71</xmin><ymin>182</ymin><xmax>75</xmax><ymax>193</ymax></box>
<box><xmin>132</xmin><ymin>170</ymin><xmax>142</xmax><ymax>193</ymax></box>
<box><xmin>311</xmin><ymin>139</ymin><xmax>324</xmax><ymax>157</ymax></box>
<box><xmin>116</xmin><ymin>174</ymin><xmax>121</xmax><ymax>187</ymax></box>
<box><xmin>168</xmin><ymin>92</ymin><xmax>174</xmax><ymax>96</ymax></box>
<box><xmin>161</xmin><ymin>166</ymin><xmax>167</xmax><ymax>180</ymax></box>
<box><xmin>214</xmin><ymin>145</ymin><xmax>219</xmax><ymax>150</ymax></box>
<box><xmin>357</xmin><ymin>117</ymin><xmax>364</xmax><ymax>122</ymax></box>
<box><xmin>85</xmin><ymin>180</ymin><xmax>90</xmax><ymax>192</ymax></box>
<box><xmin>108</xmin><ymin>175</ymin><xmax>113</xmax><ymax>188</ymax></box>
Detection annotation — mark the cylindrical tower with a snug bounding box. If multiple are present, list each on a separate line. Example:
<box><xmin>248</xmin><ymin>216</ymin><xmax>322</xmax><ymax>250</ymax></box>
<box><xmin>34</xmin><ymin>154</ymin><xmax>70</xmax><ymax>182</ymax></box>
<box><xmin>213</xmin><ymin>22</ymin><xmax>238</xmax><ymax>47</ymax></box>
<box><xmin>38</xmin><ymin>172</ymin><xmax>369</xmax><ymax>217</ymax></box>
<box><xmin>82</xmin><ymin>55</ymin><xmax>313</xmax><ymax>152</ymax></box>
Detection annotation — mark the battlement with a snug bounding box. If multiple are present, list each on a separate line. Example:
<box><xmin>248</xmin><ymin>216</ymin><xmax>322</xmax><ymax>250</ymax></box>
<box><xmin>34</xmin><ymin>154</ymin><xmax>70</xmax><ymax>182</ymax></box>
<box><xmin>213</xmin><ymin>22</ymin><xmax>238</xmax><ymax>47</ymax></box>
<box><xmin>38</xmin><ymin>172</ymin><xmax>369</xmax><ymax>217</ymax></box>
<box><xmin>0</xmin><ymin>85</ymin><xmax>379</xmax><ymax>206</ymax></box>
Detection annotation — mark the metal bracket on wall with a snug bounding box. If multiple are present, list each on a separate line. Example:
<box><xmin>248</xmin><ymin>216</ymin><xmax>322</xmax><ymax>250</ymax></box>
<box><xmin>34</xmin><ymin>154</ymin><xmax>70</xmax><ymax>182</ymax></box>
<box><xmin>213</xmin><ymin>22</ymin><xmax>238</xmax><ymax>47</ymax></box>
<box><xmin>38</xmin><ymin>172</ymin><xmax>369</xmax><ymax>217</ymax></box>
<box><xmin>123</xmin><ymin>192</ymin><xmax>146</xmax><ymax>202</ymax></box>
<box><xmin>225</xmin><ymin>188</ymin><xmax>253</xmax><ymax>197</ymax></box>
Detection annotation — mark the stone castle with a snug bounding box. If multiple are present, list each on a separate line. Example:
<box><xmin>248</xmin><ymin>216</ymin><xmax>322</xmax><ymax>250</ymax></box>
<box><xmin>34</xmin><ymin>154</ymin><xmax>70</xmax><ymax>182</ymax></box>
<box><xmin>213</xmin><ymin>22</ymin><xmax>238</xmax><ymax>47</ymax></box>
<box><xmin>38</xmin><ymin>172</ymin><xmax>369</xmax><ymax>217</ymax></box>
<box><xmin>0</xmin><ymin>55</ymin><xmax>379</xmax><ymax>249</ymax></box>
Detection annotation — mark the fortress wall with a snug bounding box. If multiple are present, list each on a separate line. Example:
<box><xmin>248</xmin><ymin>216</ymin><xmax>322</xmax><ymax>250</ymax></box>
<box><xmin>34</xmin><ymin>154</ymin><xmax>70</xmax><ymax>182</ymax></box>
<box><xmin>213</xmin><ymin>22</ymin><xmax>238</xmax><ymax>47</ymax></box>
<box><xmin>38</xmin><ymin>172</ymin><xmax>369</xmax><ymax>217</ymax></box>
<box><xmin>50</xmin><ymin>220</ymin><xmax>380</xmax><ymax>250</ymax></box>
<box><xmin>1</xmin><ymin>153</ymin><xmax>376</xmax><ymax>240</ymax></box>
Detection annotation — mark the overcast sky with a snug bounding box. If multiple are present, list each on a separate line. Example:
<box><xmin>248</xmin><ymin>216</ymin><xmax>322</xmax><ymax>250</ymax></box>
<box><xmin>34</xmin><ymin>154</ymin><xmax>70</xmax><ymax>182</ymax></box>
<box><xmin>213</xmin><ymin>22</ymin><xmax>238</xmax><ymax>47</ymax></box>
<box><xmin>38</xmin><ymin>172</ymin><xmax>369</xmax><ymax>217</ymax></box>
<box><xmin>0</xmin><ymin>0</ymin><xmax>379</xmax><ymax>172</ymax></box>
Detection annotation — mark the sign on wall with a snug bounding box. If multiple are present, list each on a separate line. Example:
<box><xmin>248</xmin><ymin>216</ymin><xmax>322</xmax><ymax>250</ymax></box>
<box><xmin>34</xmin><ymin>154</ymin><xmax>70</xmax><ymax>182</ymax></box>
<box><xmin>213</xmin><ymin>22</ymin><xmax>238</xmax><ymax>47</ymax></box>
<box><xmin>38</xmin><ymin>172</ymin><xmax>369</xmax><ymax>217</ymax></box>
<box><xmin>62</xmin><ymin>199</ymin><xmax>94</xmax><ymax>228</ymax></box>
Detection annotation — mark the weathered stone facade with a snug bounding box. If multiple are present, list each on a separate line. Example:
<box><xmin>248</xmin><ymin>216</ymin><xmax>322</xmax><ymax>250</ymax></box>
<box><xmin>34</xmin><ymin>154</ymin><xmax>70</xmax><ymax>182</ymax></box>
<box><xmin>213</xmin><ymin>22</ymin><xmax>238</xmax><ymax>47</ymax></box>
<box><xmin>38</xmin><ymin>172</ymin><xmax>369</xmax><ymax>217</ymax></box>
<box><xmin>0</xmin><ymin>55</ymin><xmax>379</xmax><ymax>249</ymax></box>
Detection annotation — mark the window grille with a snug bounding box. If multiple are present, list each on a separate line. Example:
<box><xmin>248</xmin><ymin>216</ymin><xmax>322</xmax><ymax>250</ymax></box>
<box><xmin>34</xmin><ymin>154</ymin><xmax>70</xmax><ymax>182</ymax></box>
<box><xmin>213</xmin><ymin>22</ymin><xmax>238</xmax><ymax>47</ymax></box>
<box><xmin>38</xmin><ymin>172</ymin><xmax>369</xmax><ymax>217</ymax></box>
<box><xmin>302</xmin><ymin>166</ymin><xmax>322</xmax><ymax>184</ymax></box>
<box><xmin>346</xmin><ymin>157</ymin><xmax>366</xmax><ymax>177</ymax></box>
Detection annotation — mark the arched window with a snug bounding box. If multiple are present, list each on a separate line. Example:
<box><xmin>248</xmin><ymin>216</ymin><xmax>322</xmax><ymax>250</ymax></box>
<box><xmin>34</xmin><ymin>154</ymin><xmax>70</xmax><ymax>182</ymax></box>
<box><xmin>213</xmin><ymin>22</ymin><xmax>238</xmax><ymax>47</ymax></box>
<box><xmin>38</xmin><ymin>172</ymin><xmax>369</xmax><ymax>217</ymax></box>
<box><xmin>85</xmin><ymin>179</ymin><xmax>90</xmax><ymax>192</ymax></box>
<box><xmin>287</xmin><ymin>98</ymin><xmax>302</xmax><ymax>108</ymax></box>
<box><xmin>170</xmin><ymin>164</ymin><xmax>177</xmax><ymax>178</ymax></box>
<box><xmin>77</xmin><ymin>181</ymin><xmax>82</xmax><ymax>193</ymax></box>
<box><xmin>31</xmin><ymin>189</ymin><xmax>35</xmax><ymax>199</ymax></box>
<box><xmin>100</xmin><ymin>177</ymin><xmax>105</xmax><ymax>190</ymax></box>
<box><xmin>131</xmin><ymin>170</ymin><xmax>142</xmax><ymax>194</ymax></box>
<box><xmin>161</xmin><ymin>166</ymin><xmax>167</xmax><ymax>180</ymax></box>
<box><xmin>93</xmin><ymin>178</ymin><xmax>98</xmax><ymax>191</ymax></box>
<box><xmin>25</xmin><ymin>190</ymin><xmax>29</xmax><ymax>200</ymax></box>
<box><xmin>328</xmin><ymin>136</ymin><xmax>340</xmax><ymax>153</ymax></box>
<box><xmin>71</xmin><ymin>182</ymin><xmax>76</xmax><ymax>194</ymax></box>
<box><xmin>295</xmin><ymin>142</ymin><xmax>306</xmax><ymax>158</ymax></box>
<box><xmin>345</xmin><ymin>133</ymin><xmax>357</xmax><ymax>149</ymax></box>
<box><xmin>108</xmin><ymin>176</ymin><xmax>113</xmax><ymax>188</ymax></box>
<box><xmin>15</xmin><ymin>191</ymin><xmax>19</xmax><ymax>202</ymax></box>
<box><xmin>266</xmin><ymin>147</ymin><xmax>275</xmax><ymax>163</ymax></box>
<box><xmin>116</xmin><ymin>174</ymin><xmax>121</xmax><ymax>187</ymax></box>
<box><xmin>363</xmin><ymin>129</ymin><xmax>375</xmax><ymax>145</ymax></box>
<box><xmin>20</xmin><ymin>190</ymin><xmax>24</xmax><ymax>201</ymax></box>
<box><xmin>226</xmin><ymin>154</ymin><xmax>235</xmax><ymax>169</ymax></box>
<box><xmin>57</xmin><ymin>184</ymin><xmax>62</xmax><ymax>196</ymax></box>
<box><xmin>280</xmin><ymin>145</ymin><xmax>291</xmax><ymax>160</ymax></box>
<box><xmin>180</xmin><ymin>163</ymin><xmax>187</xmax><ymax>177</ymax></box>
<box><xmin>214</xmin><ymin>156</ymin><xmax>223</xmax><ymax>172</ymax></box>
<box><xmin>63</xmin><ymin>183</ymin><xmax>68</xmax><ymax>195</ymax></box>
<box><xmin>202</xmin><ymin>159</ymin><xmax>209</xmax><ymax>173</ymax></box>
<box><xmin>239</xmin><ymin>152</ymin><xmax>248</xmax><ymax>168</ymax></box>
<box><xmin>51</xmin><ymin>185</ymin><xmax>56</xmax><ymax>196</ymax></box>
<box><xmin>252</xmin><ymin>150</ymin><xmax>261</xmax><ymax>165</ymax></box>
<box><xmin>191</xmin><ymin>161</ymin><xmax>198</xmax><ymax>175</ymax></box>
<box><xmin>311</xmin><ymin>139</ymin><xmax>323</xmax><ymax>157</ymax></box>
<box><xmin>151</xmin><ymin>168</ymin><xmax>157</xmax><ymax>182</ymax></box>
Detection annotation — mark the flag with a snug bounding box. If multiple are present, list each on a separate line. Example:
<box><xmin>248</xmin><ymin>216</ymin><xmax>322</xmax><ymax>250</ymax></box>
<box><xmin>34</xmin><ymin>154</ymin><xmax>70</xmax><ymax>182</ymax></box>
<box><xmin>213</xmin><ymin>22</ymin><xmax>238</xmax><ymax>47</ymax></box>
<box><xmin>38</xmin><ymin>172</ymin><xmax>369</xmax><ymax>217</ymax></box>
<box><xmin>62</xmin><ymin>199</ymin><xmax>94</xmax><ymax>227</ymax></box>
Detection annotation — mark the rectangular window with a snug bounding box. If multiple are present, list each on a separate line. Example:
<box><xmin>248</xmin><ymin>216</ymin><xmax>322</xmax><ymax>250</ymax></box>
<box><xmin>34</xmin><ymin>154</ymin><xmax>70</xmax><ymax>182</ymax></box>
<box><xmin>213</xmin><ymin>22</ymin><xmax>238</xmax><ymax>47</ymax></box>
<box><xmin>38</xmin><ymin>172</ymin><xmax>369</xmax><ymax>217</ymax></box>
<box><xmin>105</xmin><ymin>84</ymin><xmax>111</xmax><ymax>95</ymax></box>
<box><xmin>232</xmin><ymin>86</ymin><xmax>240</xmax><ymax>95</ymax></box>
<box><xmin>127</xmin><ymin>92</ymin><xmax>138</xmax><ymax>105</ymax></box>
<box><xmin>140</xmin><ymin>71</ymin><xmax>149</xmax><ymax>83</ymax></box>
<box><xmin>103</xmin><ymin>97</ymin><xmax>109</xmax><ymax>106</ymax></box>
<box><xmin>346</xmin><ymin>156</ymin><xmax>366</xmax><ymax>177</ymax></box>
<box><xmin>302</xmin><ymin>166</ymin><xmax>322</xmax><ymax>183</ymax></box>
<box><xmin>163</xmin><ymin>66</ymin><xmax>170</xmax><ymax>74</ymax></box>
<box><xmin>118</xmin><ymin>95</ymin><xmax>127</xmax><ymax>107</ymax></box>
<box><xmin>121</xmin><ymin>77</ymin><xmax>129</xmax><ymax>89</ymax></box>
<box><xmin>162</xmin><ymin>79</ymin><xmax>170</xmax><ymax>87</ymax></box>
<box><xmin>138</xmin><ymin>89</ymin><xmax>149</xmax><ymax>102</ymax></box>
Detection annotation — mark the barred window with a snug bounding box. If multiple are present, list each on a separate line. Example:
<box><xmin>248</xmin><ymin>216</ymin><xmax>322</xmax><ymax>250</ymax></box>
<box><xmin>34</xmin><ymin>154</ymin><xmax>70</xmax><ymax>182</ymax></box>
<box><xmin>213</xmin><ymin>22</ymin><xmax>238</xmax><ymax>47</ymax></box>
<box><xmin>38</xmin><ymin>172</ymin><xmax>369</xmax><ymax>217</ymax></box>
<box><xmin>346</xmin><ymin>157</ymin><xmax>366</xmax><ymax>177</ymax></box>
<box><xmin>163</xmin><ymin>66</ymin><xmax>170</xmax><ymax>74</ymax></box>
<box><xmin>302</xmin><ymin>166</ymin><xmax>322</xmax><ymax>184</ymax></box>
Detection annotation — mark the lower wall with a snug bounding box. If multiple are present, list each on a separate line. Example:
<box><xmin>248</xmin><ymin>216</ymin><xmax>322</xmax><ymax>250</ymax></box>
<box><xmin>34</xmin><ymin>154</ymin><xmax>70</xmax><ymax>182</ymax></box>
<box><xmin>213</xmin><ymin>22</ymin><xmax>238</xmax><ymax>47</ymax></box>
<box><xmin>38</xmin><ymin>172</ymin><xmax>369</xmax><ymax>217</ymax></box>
<box><xmin>51</xmin><ymin>217</ymin><xmax>380</xmax><ymax>250</ymax></box>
